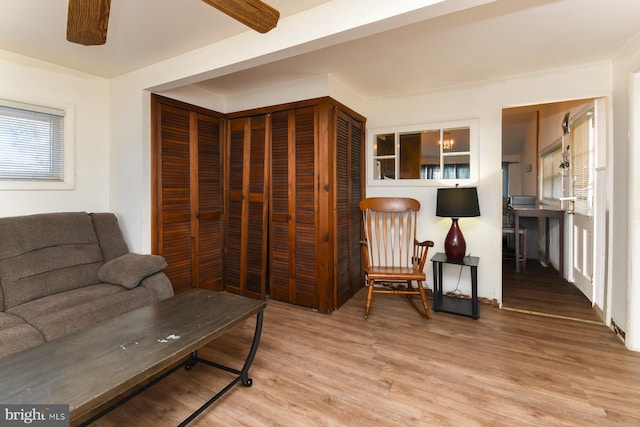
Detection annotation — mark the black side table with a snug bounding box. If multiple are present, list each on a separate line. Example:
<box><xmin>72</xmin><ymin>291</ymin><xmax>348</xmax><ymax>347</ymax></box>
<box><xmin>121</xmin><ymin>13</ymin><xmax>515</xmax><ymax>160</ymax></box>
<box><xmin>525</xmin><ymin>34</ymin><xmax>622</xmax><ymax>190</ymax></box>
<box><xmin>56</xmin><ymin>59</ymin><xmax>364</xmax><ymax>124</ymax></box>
<box><xmin>431</xmin><ymin>252</ymin><xmax>479</xmax><ymax>319</ymax></box>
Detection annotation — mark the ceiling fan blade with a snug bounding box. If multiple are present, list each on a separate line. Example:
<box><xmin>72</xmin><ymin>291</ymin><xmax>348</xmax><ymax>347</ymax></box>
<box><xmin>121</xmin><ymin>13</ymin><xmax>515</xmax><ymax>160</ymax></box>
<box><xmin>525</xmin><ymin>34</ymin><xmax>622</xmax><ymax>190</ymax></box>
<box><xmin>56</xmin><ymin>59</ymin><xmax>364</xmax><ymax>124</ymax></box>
<box><xmin>67</xmin><ymin>0</ymin><xmax>111</xmax><ymax>45</ymax></box>
<box><xmin>201</xmin><ymin>0</ymin><xmax>280</xmax><ymax>33</ymax></box>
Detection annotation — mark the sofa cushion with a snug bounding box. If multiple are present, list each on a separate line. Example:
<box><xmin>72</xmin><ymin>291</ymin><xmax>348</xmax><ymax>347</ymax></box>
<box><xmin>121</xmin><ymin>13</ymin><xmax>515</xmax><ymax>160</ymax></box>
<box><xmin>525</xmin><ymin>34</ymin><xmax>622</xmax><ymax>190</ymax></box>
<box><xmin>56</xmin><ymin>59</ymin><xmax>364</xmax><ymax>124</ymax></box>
<box><xmin>0</xmin><ymin>313</ymin><xmax>44</xmax><ymax>358</ymax></box>
<box><xmin>7</xmin><ymin>284</ymin><xmax>159</xmax><ymax>342</ymax></box>
<box><xmin>0</xmin><ymin>212</ymin><xmax>103</xmax><ymax>309</ymax></box>
<box><xmin>98</xmin><ymin>253</ymin><xmax>167</xmax><ymax>289</ymax></box>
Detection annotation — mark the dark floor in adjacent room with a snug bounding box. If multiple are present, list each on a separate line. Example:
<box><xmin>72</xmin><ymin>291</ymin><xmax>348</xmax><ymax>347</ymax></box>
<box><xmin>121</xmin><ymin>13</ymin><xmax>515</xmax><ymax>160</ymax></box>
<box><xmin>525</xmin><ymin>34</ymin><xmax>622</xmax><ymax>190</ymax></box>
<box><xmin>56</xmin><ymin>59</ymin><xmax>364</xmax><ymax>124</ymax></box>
<box><xmin>502</xmin><ymin>252</ymin><xmax>600</xmax><ymax>323</ymax></box>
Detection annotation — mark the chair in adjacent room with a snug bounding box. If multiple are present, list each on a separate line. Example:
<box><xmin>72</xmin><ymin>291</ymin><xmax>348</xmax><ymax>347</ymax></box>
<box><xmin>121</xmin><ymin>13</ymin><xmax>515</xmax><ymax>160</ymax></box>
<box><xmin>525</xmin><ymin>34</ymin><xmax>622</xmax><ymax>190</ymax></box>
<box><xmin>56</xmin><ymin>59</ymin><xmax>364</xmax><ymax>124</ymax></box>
<box><xmin>502</xmin><ymin>197</ymin><xmax>527</xmax><ymax>269</ymax></box>
<box><xmin>502</xmin><ymin>226</ymin><xmax>527</xmax><ymax>269</ymax></box>
<box><xmin>359</xmin><ymin>197</ymin><xmax>435</xmax><ymax>319</ymax></box>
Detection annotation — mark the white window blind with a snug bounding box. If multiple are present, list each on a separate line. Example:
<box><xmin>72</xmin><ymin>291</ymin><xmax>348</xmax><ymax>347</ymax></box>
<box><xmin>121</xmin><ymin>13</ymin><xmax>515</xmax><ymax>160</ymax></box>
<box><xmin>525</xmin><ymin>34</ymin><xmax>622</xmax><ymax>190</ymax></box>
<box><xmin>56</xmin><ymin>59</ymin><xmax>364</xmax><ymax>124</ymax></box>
<box><xmin>0</xmin><ymin>100</ymin><xmax>65</xmax><ymax>181</ymax></box>
<box><xmin>541</xmin><ymin>143</ymin><xmax>562</xmax><ymax>202</ymax></box>
<box><xmin>571</xmin><ymin>111</ymin><xmax>593</xmax><ymax>216</ymax></box>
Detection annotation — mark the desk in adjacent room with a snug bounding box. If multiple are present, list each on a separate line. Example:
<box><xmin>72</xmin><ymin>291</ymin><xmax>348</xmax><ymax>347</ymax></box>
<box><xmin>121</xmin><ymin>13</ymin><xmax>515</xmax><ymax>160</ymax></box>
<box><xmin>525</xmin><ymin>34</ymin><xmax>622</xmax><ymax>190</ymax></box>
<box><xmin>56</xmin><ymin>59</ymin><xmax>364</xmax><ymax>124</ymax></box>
<box><xmin>512</xmin><ymin>206</ymin><xmax>565</xmax><ymax>276</ymax></box>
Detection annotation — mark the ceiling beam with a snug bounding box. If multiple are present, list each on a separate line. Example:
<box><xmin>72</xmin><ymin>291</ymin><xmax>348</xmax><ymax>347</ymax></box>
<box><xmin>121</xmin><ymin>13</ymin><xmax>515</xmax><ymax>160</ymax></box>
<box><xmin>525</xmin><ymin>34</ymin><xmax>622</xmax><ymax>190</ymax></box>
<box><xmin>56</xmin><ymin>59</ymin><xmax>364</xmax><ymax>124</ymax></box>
<box><xmin>201</xmin><ymin>0</ymin><xmax>279</xmax><ymax>33</ymax></box>
<box><xmin>66</xmin><ymin>0</ymin><xmax>111</xmax><ymax>45</ymax></box>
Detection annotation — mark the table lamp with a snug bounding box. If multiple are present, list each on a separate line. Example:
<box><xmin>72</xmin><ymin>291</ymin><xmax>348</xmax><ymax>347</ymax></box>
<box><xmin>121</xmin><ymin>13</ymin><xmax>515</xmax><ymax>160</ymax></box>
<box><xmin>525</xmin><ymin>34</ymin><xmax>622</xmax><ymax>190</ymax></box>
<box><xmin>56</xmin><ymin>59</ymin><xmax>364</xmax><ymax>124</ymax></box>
<box><xmin>436</xmin><ymin>186</ymin><xmax>480</xmax><ymax>261</ymax></box>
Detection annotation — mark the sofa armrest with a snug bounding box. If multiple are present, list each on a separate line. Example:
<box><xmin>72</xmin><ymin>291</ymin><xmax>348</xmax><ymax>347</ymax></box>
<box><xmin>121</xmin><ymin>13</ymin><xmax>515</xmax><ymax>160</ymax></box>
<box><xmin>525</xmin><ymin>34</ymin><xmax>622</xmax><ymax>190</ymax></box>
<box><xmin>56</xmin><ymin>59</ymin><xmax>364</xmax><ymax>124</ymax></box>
<box><xmin>140</xmin><ymin>272</ymin><xmax>175</xmax><ymax>300</ymax></box>
<box><xmin>98</xmin><ymin>253</ymin><xmax>167</xmax><ymax>289</ymax></box>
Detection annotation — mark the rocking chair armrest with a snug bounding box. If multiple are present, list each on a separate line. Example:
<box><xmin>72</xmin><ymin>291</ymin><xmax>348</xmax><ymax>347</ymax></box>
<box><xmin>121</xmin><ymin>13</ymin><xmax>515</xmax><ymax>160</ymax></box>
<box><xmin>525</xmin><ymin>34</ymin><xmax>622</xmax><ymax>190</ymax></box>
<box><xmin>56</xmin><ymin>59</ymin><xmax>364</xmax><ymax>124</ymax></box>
<box><xmin>416</xmin><ymin>240</ymin><xmax>435</xmax><ymax>248</ymax></box>
<box><xmin>414</xmin><ymin>239</ymin><xmax>435</xmax><ymax>271</ymax></box>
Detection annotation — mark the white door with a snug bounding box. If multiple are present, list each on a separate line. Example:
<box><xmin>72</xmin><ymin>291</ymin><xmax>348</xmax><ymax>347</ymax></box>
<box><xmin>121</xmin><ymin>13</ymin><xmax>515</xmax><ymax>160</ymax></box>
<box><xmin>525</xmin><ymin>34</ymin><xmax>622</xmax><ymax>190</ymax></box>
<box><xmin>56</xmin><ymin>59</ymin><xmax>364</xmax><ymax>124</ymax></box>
<box><xmin>570</xmin><ymin>108</ymin><xmax>595</xmax><ymax>301</ymax></box>
<box><xmin>572</xmin><ymin>211</ymin><xmax>593</xmax><ymax>299</ymax></box>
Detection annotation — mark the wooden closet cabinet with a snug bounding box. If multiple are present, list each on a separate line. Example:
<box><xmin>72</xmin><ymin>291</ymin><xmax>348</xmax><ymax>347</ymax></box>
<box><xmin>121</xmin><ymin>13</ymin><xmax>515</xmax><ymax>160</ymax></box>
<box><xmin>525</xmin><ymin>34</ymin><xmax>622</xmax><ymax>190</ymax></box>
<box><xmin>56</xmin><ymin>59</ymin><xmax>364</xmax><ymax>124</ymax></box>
<box><xmin>152</xmin><ymin>95</ymin><xmax>364</xmax><ymax>312</ymax></box>
<box><xmin>151</xmin><ymin>95</ymin><xmax>224</xmax><ymax>294</ymax></box>
<box><xmin>267</xmin><ymin>99</ymin><xmax>365</xmax><ymax>313</ymax></box>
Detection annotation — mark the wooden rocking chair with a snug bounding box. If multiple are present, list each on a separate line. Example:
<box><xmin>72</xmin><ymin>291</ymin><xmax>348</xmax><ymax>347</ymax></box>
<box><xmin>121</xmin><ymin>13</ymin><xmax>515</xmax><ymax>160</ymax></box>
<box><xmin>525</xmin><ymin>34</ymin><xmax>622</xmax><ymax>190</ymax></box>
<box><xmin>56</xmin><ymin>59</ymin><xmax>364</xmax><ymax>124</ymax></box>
<box><xmin>359</xmin><ymin>197</ymin><xmax>435</xmax><ymax>319</ymax></box>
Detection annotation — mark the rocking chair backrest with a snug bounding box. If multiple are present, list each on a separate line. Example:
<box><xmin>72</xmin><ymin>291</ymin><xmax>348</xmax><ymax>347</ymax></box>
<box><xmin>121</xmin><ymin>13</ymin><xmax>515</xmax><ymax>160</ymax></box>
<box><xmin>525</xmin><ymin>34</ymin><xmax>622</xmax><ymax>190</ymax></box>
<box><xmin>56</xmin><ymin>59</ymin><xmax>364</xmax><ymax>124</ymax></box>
<box><xmin>360</xmin><ymin>197</ymin><xmax>420</xmax><ymax>269</ymax></box>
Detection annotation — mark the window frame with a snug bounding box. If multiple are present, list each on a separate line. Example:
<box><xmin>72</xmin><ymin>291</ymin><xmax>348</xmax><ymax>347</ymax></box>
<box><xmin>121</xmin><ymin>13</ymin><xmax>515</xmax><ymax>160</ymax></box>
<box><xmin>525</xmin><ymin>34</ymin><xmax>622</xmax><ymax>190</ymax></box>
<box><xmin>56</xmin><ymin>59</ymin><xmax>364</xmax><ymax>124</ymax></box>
<box><xmin>367</xmin><ymin>118</ymin><xmax>478</xmax><ymax>187</ymax></box>
<box><xmin>0</xmin><ymin>95</ymin><xmax>75</xmax><ymax>190</ymax></box>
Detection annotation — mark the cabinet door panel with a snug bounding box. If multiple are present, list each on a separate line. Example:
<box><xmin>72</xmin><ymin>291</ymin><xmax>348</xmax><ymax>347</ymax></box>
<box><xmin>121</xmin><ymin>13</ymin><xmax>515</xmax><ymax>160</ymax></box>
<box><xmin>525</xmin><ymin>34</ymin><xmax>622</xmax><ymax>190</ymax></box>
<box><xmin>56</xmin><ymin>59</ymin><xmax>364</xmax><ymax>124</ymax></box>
<box><xmin>246</xmin><ymin>116</ymin><xmax>268</xmax><ymax>298</ymax></box>
<box><xmin>224</xmin><ymin>119</ymin><xmax>246</xmax><ymax>294</ymax></box>
<box><xmin>336</xmin><ymin>111</ymin><xmax>351</xmax><ymax>305</ymax></box>
<box><xmin>153</xmin><ymin>99</ymin><xmax>224</xmax><ymax>295</ymax></box>
<box><xmin>350</xmin><ymin>118</ymin><xmax>364</xmax><ymax>299</ymax></box>
<box><xmin>269</xmin><ymin>107</ymin><xmax>318</xmax><ymax>308</ymax></box>
<box><xmin>158</xmin><ymin>104</ymin><xmax>193</xmax><ymax>294</ymax></box>
<box><xmin>196</xmin><ymin>114</ymin><xmax>223</xmax><ymax>291</ymax></box>
<box><xmin>336</xmin><ymin>111</ymin><xmax>364</xmax><ymax>308</ymax></box>
<box><xmin>224</xmin><ymin>116</ymin><xmax>268</xmax><ymax>299</ymax></box>
<box><xmin>293</xmin><ymin>106</ymin><xmax>317</xmax><ymax>308</ymax></box>
<box><xmin>269</xmin><ymin>111</ymin><xmax>293</xmax><ymax>301</ymax></box>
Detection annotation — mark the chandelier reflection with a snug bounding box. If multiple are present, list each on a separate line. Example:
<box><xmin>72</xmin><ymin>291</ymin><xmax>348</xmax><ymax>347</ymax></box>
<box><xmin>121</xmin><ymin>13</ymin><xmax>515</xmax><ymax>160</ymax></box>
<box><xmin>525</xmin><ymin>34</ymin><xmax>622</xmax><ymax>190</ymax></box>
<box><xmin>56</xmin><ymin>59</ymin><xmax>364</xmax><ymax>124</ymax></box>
<box><xmin>438</xmin><ymin>132</ymin><xmax>455</xmax><ymax>150</ymax></box>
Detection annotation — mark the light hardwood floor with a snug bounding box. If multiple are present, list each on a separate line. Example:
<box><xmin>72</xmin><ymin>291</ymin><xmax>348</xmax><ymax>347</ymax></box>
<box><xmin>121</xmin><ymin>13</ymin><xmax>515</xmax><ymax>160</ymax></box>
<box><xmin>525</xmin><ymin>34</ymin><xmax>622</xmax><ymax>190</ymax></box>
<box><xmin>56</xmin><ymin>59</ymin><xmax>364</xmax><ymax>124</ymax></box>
<box><xmin>93</xmin><ymin>287</ymin><xmax>640</xmax><ymax>426</ymax></box>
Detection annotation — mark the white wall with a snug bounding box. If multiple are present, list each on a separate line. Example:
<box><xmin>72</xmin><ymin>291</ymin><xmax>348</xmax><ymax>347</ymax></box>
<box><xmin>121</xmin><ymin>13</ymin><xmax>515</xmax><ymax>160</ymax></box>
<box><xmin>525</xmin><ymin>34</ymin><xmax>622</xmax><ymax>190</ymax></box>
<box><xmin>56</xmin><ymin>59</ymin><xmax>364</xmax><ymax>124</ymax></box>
<box><xmin>0</xmin><ymin>50</ymin><xmax>110</xmax><ymax>219</ymax></box>
<box><xmin>612</xmin><ymin>30</ymin><xmax>640</xmax><ymax>350</ymax></box>
<box><xmin>366</xmin><ymin>62</ymin><xmax>613</xmax><ymax>304</ymax></box>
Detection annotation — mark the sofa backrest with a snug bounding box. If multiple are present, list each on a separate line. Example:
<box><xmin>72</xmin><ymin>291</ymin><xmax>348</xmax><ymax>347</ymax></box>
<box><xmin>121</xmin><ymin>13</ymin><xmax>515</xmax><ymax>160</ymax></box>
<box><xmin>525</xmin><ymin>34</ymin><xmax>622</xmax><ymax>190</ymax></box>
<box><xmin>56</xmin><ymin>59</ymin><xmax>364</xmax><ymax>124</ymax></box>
<box><xmin>90</xmin><ymin>213</ymin><xmax>130</xmax><ymax>262</ymax></box>
<box><xmin>0</xmin><ymin>212</ymin><xmax>128</xmax><ymax>310</ymax></box>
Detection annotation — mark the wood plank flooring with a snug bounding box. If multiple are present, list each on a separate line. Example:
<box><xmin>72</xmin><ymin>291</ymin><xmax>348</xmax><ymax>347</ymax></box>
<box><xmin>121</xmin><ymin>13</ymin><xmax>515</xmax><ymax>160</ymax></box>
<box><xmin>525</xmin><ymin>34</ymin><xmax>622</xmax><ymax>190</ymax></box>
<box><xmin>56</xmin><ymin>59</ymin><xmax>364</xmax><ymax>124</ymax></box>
<box><xmin>91</xmin><ymin>286</ymin><xmax>640</xmax><ymax>426</ymax></box>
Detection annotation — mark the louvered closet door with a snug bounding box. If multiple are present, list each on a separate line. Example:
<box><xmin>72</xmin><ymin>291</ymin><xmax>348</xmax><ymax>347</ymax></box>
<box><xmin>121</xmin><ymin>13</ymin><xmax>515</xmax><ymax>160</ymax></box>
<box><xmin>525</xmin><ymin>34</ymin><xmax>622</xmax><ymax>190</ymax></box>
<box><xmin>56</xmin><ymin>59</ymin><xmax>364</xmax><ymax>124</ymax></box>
<box><xmin>156</xmin><ymin>103</ymin><xmax>193</xmax><ymax>294</ymax></box>
<box><xmin>195</xmin><ymin>114</ymin><xmax>223</xmax><ymax>290</ymax></box>
<box><xmin>270</xmin><ymin>107</ymin><xmax>318</xmax><ymax>309</ymax></box>
<box><xmin>335</xmin><ymin>110</ymin><xmax>364</xmax><ymax>308</ymax></box>
<box><xmin>153</xmin><ymin>99</ymin><xmax>224</xmax><ymax>294</ymax></box>
<box><xmin>224</xmin><ymin>116</ymin><xmax>268</xmax><ymax>299</ymax></box>
<box><xmin>269</xmin><ymin>111</ymin><xmax>293</xmax><ymax>302</ymax></box>
<box><xmin>350</xmin><ymin>117</ymin><xmax>363</xmax><ymax>297</ymax></box>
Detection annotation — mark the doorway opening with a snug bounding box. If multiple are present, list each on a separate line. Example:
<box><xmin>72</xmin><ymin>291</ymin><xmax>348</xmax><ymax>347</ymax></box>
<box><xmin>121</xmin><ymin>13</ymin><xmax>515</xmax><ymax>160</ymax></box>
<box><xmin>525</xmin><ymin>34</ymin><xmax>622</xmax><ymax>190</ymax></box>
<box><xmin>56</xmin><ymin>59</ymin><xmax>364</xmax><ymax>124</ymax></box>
<box><xmin>501</xmin><ymin>98</ymin><xmax>606</xmax><ymax>324</ymax></box>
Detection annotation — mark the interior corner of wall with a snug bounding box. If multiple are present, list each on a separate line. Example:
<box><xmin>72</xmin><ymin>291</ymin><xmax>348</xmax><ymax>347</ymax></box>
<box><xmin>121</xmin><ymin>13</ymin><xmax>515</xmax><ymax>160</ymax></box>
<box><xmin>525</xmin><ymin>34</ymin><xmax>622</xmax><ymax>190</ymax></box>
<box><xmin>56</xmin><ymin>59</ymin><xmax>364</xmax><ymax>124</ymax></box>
<box><xmin>327</xmin><ymin>74</ymin><xmax>367</xmax><ymax>116</ymax></box>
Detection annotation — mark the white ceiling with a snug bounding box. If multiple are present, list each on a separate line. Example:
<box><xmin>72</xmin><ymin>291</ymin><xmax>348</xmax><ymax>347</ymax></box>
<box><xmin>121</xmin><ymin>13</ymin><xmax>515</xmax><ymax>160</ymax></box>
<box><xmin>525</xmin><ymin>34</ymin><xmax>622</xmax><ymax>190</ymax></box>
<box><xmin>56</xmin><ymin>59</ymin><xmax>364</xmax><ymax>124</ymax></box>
<box><xmin>0</xmin><ymin>0</ymin><xmax>331</xmax><ymax>78</ymax></box>
<box><xmin>194</xmin><ymin>0</ymin><xmax>640</xmax><ymax>99</ymax></box>
<box><xmin>2</xmin><ymin>0</ymin><xmax>639</xmax><ymax>101</ymax></box>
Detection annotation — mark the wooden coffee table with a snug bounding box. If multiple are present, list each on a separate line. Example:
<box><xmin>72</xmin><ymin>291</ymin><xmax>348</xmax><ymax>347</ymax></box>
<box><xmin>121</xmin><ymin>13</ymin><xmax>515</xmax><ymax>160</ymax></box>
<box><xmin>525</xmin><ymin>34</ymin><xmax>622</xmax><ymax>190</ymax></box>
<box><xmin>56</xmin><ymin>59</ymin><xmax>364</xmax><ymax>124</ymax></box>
<box><xmin>0</xmin><ymin>288</ymin><xmax>266</xmax><ymax>426</ymax></box>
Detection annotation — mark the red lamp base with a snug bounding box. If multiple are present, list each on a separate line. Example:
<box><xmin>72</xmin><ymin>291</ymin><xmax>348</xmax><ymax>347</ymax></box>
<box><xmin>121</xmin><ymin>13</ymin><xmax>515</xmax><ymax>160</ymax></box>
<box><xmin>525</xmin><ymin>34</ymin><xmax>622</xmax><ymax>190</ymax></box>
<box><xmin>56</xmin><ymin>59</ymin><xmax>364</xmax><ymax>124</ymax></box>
<box><xmin>444</xmin><ymin>218</ymin><xmax>466</xmax><ymax>261</ymax></box>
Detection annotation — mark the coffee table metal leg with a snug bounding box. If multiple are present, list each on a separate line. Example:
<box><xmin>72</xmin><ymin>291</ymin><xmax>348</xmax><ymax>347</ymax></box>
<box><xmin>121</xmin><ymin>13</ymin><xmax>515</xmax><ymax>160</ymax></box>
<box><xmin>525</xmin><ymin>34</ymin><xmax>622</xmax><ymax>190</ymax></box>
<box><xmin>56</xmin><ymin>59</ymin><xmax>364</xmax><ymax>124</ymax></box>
<box><xmin>240</xmin><ymin>309</ymin><xmax>263</xmax><ymax>386</ymax></box>
<box><xmin>179</xmin><ymin>310</ymin><xmax>264</xmax><ymax>426</ymax></box>
<box><xmin>184</xmin><ymin>350</ymin><xmax>198</xmax><ymax>370</ymax></box>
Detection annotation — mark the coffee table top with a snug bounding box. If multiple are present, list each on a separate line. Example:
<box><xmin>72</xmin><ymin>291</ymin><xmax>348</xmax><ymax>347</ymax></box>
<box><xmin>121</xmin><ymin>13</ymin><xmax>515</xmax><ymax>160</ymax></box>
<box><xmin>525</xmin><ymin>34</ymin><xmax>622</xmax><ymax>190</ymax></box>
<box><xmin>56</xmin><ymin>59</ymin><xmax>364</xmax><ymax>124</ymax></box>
<box><xmin>0</xmin><ymin>289</ymin><xmax>266</xmax><ymax>423</ymax></box>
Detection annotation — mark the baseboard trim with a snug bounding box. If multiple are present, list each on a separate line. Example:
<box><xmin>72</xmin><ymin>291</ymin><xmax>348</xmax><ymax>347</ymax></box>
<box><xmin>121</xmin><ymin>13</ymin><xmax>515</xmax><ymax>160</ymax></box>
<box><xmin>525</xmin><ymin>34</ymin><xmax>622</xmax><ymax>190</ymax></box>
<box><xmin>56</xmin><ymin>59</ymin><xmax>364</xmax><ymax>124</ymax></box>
<box><xmin>501</xmin><ymin>306</ymin><xmax>604</xmax><ymax>325</ymax></box>
<box><xmin>611</xmin><ymin>318</ymin><xmax>626</xmax><ymax>343</ymax></box>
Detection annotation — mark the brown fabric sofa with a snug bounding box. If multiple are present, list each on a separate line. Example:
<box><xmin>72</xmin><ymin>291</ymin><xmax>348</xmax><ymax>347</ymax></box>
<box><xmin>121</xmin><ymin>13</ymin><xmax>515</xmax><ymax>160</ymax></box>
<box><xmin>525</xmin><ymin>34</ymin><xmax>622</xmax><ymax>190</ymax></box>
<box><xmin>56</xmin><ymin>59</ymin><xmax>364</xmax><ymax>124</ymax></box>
<box><xmin>0</xmin><ymin>212</ymin><xmax>174</xmax><ymax>358</ymax></box>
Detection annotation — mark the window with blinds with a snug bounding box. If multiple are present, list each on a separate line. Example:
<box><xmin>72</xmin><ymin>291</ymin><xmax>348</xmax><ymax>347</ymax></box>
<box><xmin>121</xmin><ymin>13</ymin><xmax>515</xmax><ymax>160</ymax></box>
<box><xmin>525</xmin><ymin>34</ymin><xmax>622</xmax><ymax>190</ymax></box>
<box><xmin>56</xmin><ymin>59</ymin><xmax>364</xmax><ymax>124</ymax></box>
<box><xmin>571</xmin><ymin>110</ymin><xmax>594</xmax><ymax>216</ymax></box>
<box><xmin>0</xmin><ymin>100</ymin><xmax>64</xmax><ymax>181</ymax></box>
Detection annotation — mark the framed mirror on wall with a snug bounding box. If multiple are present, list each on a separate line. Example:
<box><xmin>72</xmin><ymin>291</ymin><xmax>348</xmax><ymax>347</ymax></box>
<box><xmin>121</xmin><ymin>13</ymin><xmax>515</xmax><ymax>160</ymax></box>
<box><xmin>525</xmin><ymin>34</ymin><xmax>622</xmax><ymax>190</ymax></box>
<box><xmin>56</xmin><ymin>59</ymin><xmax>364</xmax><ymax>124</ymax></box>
<box><xmin>368</xmin><ymin>119</ymin><xmax>478</xmax><ymax>186</ymax></box>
